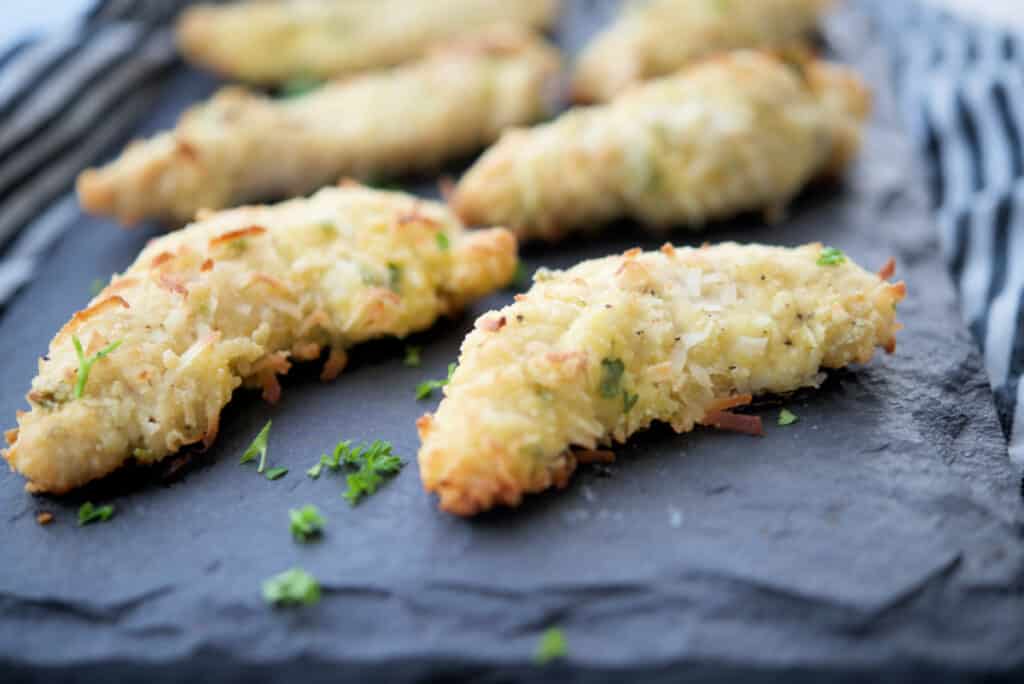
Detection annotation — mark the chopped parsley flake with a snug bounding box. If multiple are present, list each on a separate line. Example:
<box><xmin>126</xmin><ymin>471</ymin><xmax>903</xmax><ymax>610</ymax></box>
<box><xmin>262</xmin><ymin>568</ymin><xmax>321</xmax><ymax>607</ymax></box>
<box><xmin>778</xmin><ymin>408</ymin><xmax>799</xmax><ymax>426</ymax></box>
<box><xmin>387</xmin><ymin>263</ymin><xmax>402</xmax><ymax>292</ymax></box>
<box><xmin>307</xmin><ymin>439</ymin><xmax>405</xmax><ymax>504</ymax></box>
<box><xmin>416</xmin><ymin>362</ymin><xmax>456</xmax><ymax>399</ymax></box>
<box><xmin>279</xmin><ymin>76</ymin><xmax>323</xmax><ymax>98</ymax></box>
<box><xmin>403</xmin><ymin>345</ymin><xmax>422</xmax><ymax>367</ymax></box>
<box><xmin>817</xmin><ymin>246</ymin><xmax>846</xmax><ymax>266</ymax></box>
<box><xmin>435</xmin><ymin>232</ymin><xmax>450</xmax><ymax>250</ymax></box>
<box><xmin>342</xmin><ymin>440</ymin><xmax>404</xmax><ymax>505</ymax></box>
<box><xmin>89</xmin><ymin>278</ymin><xmax>105</xmax><ymax>296</ymax></box>
<box><xmin>240</xmin><ymin>420</ymin><xmax>272</xmax><ymax>473</ymax></box>
<box><xmin>265</xmin><ymin>467</ymin><xmax>288</xmax><ymax>481</ymax></box>
<box><xmin>72</xmin><ymin>335</ymin><xmax>123</xmax><ymax>399</ymax></box>
<box><xmin>599</xmin><ymin>358</ymin><xmax>625</xmax><ymax>399</ymax></box>
<box><xmin>623</xmin><ymin>390</ymin><xmax>639</xmax><ymax>413</ymax></box>
<box><xmin>534</xmin><ymin>627</ymin><xmax>568</xmax><ymax>664</ymax></box>
<box><xmin>78</xmin><ymin>502</ymin><xmax>114</xmax><ymax>526</ymax></box>
<box><xmin>289</xmin><ymin>505</ymin><xmax>325</xmax><ymax>542</ymax></box>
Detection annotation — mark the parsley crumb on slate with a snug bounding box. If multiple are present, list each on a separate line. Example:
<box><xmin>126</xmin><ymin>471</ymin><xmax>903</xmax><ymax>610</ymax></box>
<box><xmin>239</xmin><ymin>420</ymin><xmax>272</xmax><ymax>473</ymax></box>
<box><xmin>263</xmin><ymin>568</ymin><xmax>321</xmax><ymax>607</ymax></box>
<box><xmin>778</xmin><ymin>408</ymin><xmax>799</xmax><ymax>426</ymax></box>
<box><xmin>78</xmin><ymin>502</ymin><xmax>114</xmax><ymax>526</ymax></box>
<box><xmin>416</xmin><ymin>363</ymin><xmax>456</xmax><ymax>399</ymax></box>
<box><xmin>289</xmin><ymin>505</ymin><xmax>325</xmax><ymax>542</ymax></box>
<box><xmin>534</xmin><ymin>627</ymin><xmax>568</xmax><ymax>664</ymax></box>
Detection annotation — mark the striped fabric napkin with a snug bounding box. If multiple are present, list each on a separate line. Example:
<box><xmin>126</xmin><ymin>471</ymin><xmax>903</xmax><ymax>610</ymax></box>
<box><xmin>0</xmin><ymin>0</ymin><xmax>1022</xmax><ymax>465</ymax></box>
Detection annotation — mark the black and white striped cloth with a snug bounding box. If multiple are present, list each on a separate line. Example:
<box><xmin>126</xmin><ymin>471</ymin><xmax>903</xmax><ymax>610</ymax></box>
<box><xmin>862</xmin><ymin>0</ymin><xmax>1024</xmax><ymax>466</ymax></box>
<box><xmin>0</xmin><ymin>0</ymin><xmax>1022</xmax><ymax>460</ymax></box>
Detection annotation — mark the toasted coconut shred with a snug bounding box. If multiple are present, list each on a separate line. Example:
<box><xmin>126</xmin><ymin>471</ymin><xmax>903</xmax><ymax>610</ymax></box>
<box><xmin>3</xmin><ymin>185</ymin><xmax>516</xmax><ymax>494</ymax></box>
<box><xmin>418</xmin><ymin>242</ymin><xmax>905</xmax><ymax>516</ymax></box>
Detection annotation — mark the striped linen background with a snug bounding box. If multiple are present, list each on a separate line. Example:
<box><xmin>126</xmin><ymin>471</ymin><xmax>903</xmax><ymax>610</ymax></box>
<box><xmin>0</xmin><ymin>0</ymin><xmax>1021</xmax><ymax>465</ymax></box>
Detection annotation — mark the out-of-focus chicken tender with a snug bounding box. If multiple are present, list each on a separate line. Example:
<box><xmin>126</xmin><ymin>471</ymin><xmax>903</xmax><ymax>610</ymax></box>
<box><xmin>78</xmin><ymin>27</ymin><xmax>560</xmax><ymax>226</ymax></box>
<box><xmin>3</xmin><ymin>186</ymin><xmax>517</xmax><ymax>494</ymax></box>
<box><xmin>418</xmin><ymin>243</ymin><xmax>905</xmax><ymax>515</ymax></box>
<box><xmin>177</xmin><ymin>0</ymin><xmax>560</xmax><ymax>84</ymax></box>
<box><xmin>453</xmin><ymin>51</ymin><xmax>870</xmax><ymax>241</ymax></box>
<box><xmin>573</xmin><ymin>0</ymin><xmax>830</xmax><ymax>103</ymax></box>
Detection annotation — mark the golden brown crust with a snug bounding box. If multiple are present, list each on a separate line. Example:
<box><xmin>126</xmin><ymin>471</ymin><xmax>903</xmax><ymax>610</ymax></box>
<box><xmin>78</xmin><ymin>27</ymin><xmax>560</xmax><ymax>226</ymax></box>
<box><xmin>453</xmin><ymin>51</ymin><xmax>870</xmax><ymax>241</ymax></box>
<box><xmin>5</xmin><ymin>186</ymin><xmax>516</xmax><ymax>494</ymax></box>
<box><xmin>418</xmin><ymin>243</ymin><xmax>905</xmax><ymax>515</ymax></box>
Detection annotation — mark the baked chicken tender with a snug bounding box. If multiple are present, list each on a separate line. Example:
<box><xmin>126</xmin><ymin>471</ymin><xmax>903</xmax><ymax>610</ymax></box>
<box><xmin>177</xmin><ymin>0</ymin><xmax>560</xmax><ymax>84</ymax></box>
<box><xmin>573</xmin><ymin>0</ymin><xmax>830</xmax><ymax>103</ymax></box>
<box><xmin>78</xmin><ymin>27</ymin><xmax>560</xmax><ymax>226</ymax></box>
<box><xmin>418</xmin><ymin>243</ymin><xmax>905</xmax><ymax>515</ymax></box>
<box><xmin>452</xmin><ymin>51</ymin><xmax>870</xmax><ymax>241</ymax></box>
<box><xmin>3</xmin><ymin>186</ymin><xmax>517</xmax><ymax>494</ymax></box>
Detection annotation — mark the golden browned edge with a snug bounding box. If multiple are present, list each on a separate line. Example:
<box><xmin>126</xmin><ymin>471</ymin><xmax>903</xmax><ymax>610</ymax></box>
<box><xmin>418</xmin><ymin>246</ymin><xmax>907</xmax><ymax>516</ymax></box>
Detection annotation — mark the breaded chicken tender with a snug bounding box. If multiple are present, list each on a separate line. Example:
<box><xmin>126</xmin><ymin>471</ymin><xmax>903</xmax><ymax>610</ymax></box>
<box><xmin>3</xmin><ymin>185</ymin><xmax>517</xmax><ymax>494</ymax></box>
<box><xmin>177</xmin><ymin>0</ymin><xmax>560</xmax><ymax>84</ymax></box>
<box><xmin>78</xmin><ymin>27</ymin><xmax>560</xmax><ymax>226</ymax></box>
<box><xmin>573</xmin><ymin>0</ymin><xmax>830</xmax><ymax>103</ymax></box>
<box><xmin>418</xmin><ymin>243</ymin><xmax>905</xmax><ymax>515</ymax></box>
<box><xmin>453</xmin><ymin>51</ymin><xmax>869</xmax><ymax>241</ymax></box>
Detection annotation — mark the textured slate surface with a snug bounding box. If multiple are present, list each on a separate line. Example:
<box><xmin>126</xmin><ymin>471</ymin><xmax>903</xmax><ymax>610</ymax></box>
<box><xmin>1</xmin><ymin>3</ymin><xmax>1023</xmax><ymax>682</ymax></box>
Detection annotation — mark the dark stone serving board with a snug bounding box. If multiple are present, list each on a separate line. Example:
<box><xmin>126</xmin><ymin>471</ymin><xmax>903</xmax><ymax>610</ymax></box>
<box><xmin>1</xmin><ymin>2</ymin><xmax>1022</xmax><ymax>682</ymax></box>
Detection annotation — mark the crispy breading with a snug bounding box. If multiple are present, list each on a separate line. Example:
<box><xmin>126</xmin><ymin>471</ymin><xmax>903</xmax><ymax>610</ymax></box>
<box><xmin>453</xmin><ymin>51</ymin><xmax>869</xmax><ymax>241</ymax></box>
<box><xmin>4</xmin><ymin>186</ymin><xmax>517</xmax><ymax>494</ymax></box>
<box><xmin>417</xmin><ymin>243</ymin><xmax>905</xmax><ymax>515</ymax></box>
<box><xmin>177</xmin><ymin>0</ymin><xmax>560</xmax><ymax>84</ymax></box>
<box><xmin>573</xmin><ymin>0</ymin><xmax>830</xmax><ymax>103</ymax></box>
<box><xmin>78</xmin><ymin>26</ymin><xmax>560</xmax><ymax>226</ymax></box>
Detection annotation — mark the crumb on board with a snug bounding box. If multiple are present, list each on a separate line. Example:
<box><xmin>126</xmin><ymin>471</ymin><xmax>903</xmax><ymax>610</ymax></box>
<box><xmin>36</xmin><ymin>512</ymin><xmax>54</xmax><ymax>526</ymax></box>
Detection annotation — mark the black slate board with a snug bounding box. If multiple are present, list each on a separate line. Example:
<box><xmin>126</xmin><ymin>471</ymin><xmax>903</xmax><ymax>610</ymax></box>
<box><xmin>1</xmin><ymin>3</ymin><xmax>1023</xmax><ymax>682</ymax></box>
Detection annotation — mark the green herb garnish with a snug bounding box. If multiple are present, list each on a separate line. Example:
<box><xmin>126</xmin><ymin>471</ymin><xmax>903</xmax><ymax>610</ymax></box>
<box><xmin>240</xmin><ymin>420</ymin><xmax>272</xmax><ymax>473</ymax></box>
<box><xmin>342</xmin><ymin>440</ymin><xmax>404</xmax><ymax>505</ymax></box>
<box><xmin>265</xmin><ymin>467</ymin><xmax>288</xmax><ymax>481</ymax></box>
<box><xmin>72</xmin><ymin>335</ymin><xmax>123</xmax><ymax>399</ymax></box>
<box><xmin>262</xmin><ymin>568</ymin><xmax>321</xmax><ymax>607</ymax></box>
<box><xmin>387</xmin><ymin>263</ymin><xmax>402</xmax><ymax>292</ymax></box>
<box><xmin>817</xmin><ymin>246</ymin><xmax>846</xmax><ymax>266</ymax></box>
<box><xmin>509</xmin><ymin>261</ymin><xmax>530</xmax><ymax>290</ymax></box>
<box><xmin>534</xmin><ymin>627</ymin><xmax>568</xmax><ymax>664</ymax></box>
<box><xmin>307</xmin><ymin>439</ymin><xmax>405</xmax><ymax>504</ymax></box>
<box><xmin>279</xmin><ymin>76</ymin><xmax>323</xmax><ymax>98</ymax></box>
<box><xmin>78</xmin><ymin>502</ymin><xmax>114</xmax><ymax>526</ymax></box>
<box><xmin>778</xmin><ymin>408</ymin><xmax>799</xmax><ymax>426</ymax></box>
<box><xmin>89</xmin><ymin>278</ymin><xmax>105</xmax><ymax>296</ymax></box>
<box><xmin>599</xmin><ymin>358</ymin><xmax>625</xmax><ymax>399</ymax></box>
<box><xmin>435</xmin><ymin>232</ymin><xmax>450</xmax><ymax>250</ymax></box>
<box><xmin>289</xmin><ymin>505</ymin><xmax>325</xmax><ymax>542</ymax></box>
<box><xmin>416</xmin><ymin>363</ymin><xmax>456</xmax><ymax>399</ymax></box>
<box><xmin>308</xmin><ymin>439</ymin><xmax>351</xmax><ymax>478</ymax></box>
<box><xmin>623</xmin><ymin>390</ymin><xmax>639</xmax><ymax>413</ymax></box>
<box><xmin>404</xmin><ymin>345</ymin><xmax>422</xmax><ymax>367</ymax></box>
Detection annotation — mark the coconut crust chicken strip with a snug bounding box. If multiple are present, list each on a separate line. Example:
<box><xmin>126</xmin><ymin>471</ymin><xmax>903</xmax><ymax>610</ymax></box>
<box><xmin>417</xmin><ymin>243</ymin><xmax>905</xmax><ymax>515</ymax></box>
<box><xmin>573</xmin><ymin>0</ymin><xmax>830</xmax><ymax>103</ymax></box>
<box><xmin>177</xmin><ymin>0</ymin><xmax>560</xmax><ymax>84</ymax></box>
<box><xmin>3</xmin><ymin>186</ymin><xmax>517</xmax><ymax>494</ymax></box>
<box><xmin>452</xmin><ymin>51</ymin><xmax>870</xmax><ymax>242</ymax></box>
<box><xmin>77</xmin><ymin>26</ymin><xmax>560</xmax><ymax>226</ymax></box>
